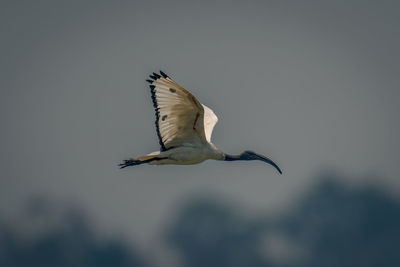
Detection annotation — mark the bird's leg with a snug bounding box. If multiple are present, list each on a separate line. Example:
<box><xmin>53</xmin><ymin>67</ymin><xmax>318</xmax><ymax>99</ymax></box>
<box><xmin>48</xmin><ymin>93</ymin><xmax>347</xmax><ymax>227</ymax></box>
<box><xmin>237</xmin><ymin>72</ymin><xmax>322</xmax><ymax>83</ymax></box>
<box><xmin>119</xmin><ymin>155</ymin><xmax>169</xmax><ymax>168</ymax></box>
<box><xmin>119</xmin><ymin>158</ymin><xmax>147</xmax><ymax>169</ymax></box>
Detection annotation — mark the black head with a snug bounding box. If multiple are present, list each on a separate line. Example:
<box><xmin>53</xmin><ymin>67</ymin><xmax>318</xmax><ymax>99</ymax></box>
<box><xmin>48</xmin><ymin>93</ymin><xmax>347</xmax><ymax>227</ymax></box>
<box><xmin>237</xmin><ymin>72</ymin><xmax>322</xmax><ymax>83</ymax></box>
<box><xmin>241</xmin><ymin>150</ymin><xmax>282</xmax><ymax>174</ymax></box>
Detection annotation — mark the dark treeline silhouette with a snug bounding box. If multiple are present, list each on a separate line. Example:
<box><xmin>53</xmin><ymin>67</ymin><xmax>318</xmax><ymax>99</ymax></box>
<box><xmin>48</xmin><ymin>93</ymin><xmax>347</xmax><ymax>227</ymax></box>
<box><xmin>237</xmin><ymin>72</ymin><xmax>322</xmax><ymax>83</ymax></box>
<box><xmin>0</xmin><ymin>197</ymin><xmax>148</xmax><ymax>267</ymax></box>
<box><xmin>167</xmin><ymin>172</ymin><xmax>400</xmax><ymax>267</ymax></box>
<box><xmin>1</xmin><ymin>172</ymin><xmax>399</xmax><ymax>267</ymax></box>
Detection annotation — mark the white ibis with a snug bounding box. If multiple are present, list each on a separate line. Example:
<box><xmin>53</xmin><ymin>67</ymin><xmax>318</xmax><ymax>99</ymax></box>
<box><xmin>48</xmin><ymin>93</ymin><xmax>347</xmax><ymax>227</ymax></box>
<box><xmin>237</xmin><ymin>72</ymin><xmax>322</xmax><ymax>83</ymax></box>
<box><xmin>119</xmin><ymin>71</ymin><xmax>282</xmax><ymax>174</ymax></box>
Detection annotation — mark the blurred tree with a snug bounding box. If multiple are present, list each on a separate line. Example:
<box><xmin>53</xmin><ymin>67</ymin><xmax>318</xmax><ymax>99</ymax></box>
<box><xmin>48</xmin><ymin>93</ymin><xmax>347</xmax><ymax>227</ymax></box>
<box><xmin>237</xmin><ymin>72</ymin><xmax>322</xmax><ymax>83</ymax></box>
<box><xmin>166</xmin><ymin>199</ymin><xmax>267</xmax><ymax>267</ymax></box>
<box><xmin>0</xmin><ymin>198</ymin><xmax>148</xmax><ymax>267</ymax></box>
<box><xmin>2</xmin><ymin>172</ymin><xmax>400</xmax><ymax>267</ymax></box>
<box><xmin>166</xmin><ymin>173</ymin><xmax>400</xmax><ymax>267</ymax></box>
<box><xmin>276</xmin><ymin>174</ymin><xmax>400</xmax><ymax>267</ymax></box>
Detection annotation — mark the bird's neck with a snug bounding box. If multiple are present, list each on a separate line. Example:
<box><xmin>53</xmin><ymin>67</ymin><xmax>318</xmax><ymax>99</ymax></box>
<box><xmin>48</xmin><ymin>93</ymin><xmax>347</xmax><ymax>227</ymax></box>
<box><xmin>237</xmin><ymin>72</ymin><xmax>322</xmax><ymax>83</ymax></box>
<box><xmin>206</xmin><ymin>143</ymin><xmax>225</xmax><ymax>160</ymax></box>
<box><xmin>224</xmin><ymin>154</ymin><xmax>242</xmax><ymax>161</ymax></box>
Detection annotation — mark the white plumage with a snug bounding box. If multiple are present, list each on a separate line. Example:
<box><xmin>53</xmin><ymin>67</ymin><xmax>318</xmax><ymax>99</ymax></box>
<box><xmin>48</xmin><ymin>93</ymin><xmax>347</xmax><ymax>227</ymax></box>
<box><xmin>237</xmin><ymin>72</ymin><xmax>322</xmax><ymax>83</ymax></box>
<box><xmin>119</xmin><ymin>71</ymin><xmax>282</xmax><ymax>174</ymax></box>
<box><xmin>202</xmin><ymin>104</ymin><xmax>218</xmax><ymax>143</ymax></box>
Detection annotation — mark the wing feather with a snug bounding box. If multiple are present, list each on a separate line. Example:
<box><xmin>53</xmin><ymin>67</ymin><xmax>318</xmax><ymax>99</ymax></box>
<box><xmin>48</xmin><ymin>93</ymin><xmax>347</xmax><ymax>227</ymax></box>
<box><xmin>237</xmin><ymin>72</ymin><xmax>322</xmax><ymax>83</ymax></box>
<box><xmin>202</xmin><ymin>104</ymin><xmax>218</xmax><ymax>142</ymax></box>
<box><xmin>148</xmin><ymin>71</ymin><xmax>207</xmax><ymax>151</ymax></box>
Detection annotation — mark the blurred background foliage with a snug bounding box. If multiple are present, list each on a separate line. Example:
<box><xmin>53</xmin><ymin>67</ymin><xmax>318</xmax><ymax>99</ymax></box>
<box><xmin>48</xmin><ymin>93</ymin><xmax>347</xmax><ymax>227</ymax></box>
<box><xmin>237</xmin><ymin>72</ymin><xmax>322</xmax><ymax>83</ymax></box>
<box><xmin>1</xmin><ymin>171</ymin><xmax>399</xmax><ymax>267</ymax></box>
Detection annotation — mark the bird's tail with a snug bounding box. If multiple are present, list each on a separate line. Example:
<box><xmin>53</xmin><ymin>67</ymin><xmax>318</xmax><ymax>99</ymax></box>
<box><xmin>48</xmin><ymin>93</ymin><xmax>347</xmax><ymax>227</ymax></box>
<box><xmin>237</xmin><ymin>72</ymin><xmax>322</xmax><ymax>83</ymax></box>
<box><xmin>119</xmin><ymin>154</ymin><xmax>163</xmax><ymax>169</ymax></box>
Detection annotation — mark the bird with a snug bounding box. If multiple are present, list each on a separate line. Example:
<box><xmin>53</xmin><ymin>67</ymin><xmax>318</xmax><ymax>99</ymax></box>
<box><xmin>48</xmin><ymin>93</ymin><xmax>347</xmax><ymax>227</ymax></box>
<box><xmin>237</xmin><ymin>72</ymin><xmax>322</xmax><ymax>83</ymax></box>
<box><xmin>119</xmin><ymin>71</ymin><xmax>282</xmax><ymax>174</ymax></box>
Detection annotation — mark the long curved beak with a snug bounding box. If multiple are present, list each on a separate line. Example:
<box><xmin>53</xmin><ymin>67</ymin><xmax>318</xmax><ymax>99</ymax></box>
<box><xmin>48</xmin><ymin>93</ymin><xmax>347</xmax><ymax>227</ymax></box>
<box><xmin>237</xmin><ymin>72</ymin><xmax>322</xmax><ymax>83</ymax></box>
<box><xmin>256</xmin><ymin>154</ymin><xmax>282</xmax><ymax>174</ymax></box>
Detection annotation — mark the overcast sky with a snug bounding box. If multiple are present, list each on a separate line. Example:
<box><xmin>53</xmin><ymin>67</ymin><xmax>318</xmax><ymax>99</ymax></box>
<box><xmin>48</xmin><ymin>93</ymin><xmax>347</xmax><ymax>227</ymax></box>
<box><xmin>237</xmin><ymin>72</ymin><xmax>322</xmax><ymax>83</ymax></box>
<box><xmin>1</xmin><ymin>0</ymin><xmax>400</xmax><ymax>262</ymax></box>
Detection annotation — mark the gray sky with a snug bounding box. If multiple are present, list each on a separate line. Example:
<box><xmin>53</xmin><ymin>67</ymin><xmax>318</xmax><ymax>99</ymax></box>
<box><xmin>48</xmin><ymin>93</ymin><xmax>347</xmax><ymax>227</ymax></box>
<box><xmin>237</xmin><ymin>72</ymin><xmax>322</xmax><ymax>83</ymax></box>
<box><xmin>1</xmin><ymin>0</ymin><xmax>400</xmax><ymax>262</ymax></box>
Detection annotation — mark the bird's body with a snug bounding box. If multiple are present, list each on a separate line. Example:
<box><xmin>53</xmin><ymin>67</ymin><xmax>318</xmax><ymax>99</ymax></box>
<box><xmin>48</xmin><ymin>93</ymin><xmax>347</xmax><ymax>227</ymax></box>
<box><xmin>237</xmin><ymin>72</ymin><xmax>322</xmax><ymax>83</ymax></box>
<box><xmin>144</xmin><ymin>143</ymin><xmax>224</xmax><ymax>165</ymax></box>
<box><xmin>120</xmin><ymin>71</ymin><xmax>282</xmax><ymax>174</ymax></box>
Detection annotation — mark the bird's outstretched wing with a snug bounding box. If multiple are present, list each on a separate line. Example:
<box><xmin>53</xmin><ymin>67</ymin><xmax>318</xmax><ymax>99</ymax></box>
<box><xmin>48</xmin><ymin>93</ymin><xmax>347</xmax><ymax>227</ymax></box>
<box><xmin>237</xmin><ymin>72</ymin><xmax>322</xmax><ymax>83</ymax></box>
<box><xmin>147</xmin><ymin>71</ymin><xmax>208</xmax><ymax>151</ymax></box>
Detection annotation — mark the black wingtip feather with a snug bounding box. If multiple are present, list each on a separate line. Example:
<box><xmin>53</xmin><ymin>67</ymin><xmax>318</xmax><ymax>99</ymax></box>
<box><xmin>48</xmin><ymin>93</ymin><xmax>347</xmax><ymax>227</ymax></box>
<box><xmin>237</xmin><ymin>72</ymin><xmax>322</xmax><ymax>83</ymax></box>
<box><xmin>159</xmin><ymin>70</ymin><xmax>168</xmax><ymax>78</ymax></box>
<box><xmin>153</xmin><ymin>72</ymin><xmax>161</xmax><ymax>78</ymax></box>
<box><xmin>146</xmin><ymin>79</ymin><xmax>153</xmax><ymax>83</ymax></box>
<box><xmin>149</xmin><ymin>82</ymin><xmax>166</xmax><ymax>151</ymax></box>
<box><xmin>149</xmin><ymin>75</ymin><xmax>157</xmax><ymax>80</ymax></box>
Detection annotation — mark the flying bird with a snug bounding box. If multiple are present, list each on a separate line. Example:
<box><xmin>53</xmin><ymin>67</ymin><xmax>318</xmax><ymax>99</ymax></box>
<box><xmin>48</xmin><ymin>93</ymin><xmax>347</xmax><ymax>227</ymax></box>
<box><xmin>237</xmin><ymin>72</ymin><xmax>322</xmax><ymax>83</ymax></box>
<box><xmin>119</xmin><ymin>71</ymin><xmax>282</xmax><ymax>174</ymax></box>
